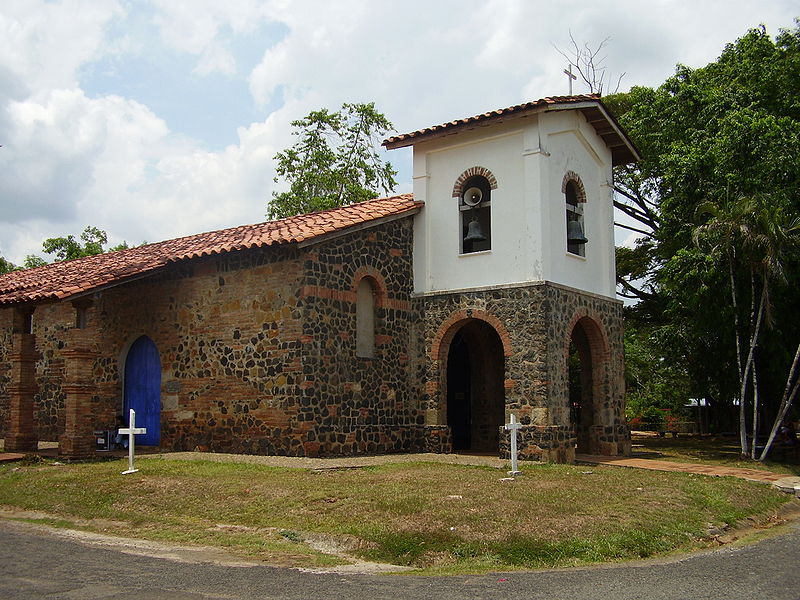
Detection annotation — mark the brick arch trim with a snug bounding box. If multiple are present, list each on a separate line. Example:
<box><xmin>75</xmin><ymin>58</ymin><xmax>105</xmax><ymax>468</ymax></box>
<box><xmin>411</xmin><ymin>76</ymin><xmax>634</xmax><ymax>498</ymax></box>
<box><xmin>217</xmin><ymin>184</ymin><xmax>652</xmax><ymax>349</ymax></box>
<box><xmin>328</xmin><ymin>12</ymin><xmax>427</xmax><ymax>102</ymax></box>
<box><xmin>430</xmin><ymin>308</ymin><xmax>513</xmax><ymax>360</ymax></box>
<box><xmin>563</xmin><ymin>311</ymin><xmax>610</xmax><ymax>362</ymax></box>
<box><xmin>352</xmin><ymin>266</ymin><xmax>387</xmax><ymax>308</ymax></box>
<box><xmin>561</xmin><ymin>170</ymin><xmax>587</xmax><ymax>203</ymax></box>
<box><xmin>452</xmin><ymin>166</ymin><xmax>498</xmax><ymax>198</ymax></box>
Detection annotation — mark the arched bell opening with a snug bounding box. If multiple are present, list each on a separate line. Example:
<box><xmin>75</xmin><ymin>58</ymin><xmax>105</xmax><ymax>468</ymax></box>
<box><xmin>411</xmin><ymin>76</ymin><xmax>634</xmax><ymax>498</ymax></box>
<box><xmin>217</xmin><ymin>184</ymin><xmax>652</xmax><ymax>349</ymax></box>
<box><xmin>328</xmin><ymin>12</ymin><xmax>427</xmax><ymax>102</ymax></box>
<box><xmin>567</xmin><ymin>316</ymin><xmax>607</xmax><ymax>455</ymax></box>
<box><xmin>444</xmin><ymin>319</ymin><xmax>505</xmax><ymax>453</ymax></box>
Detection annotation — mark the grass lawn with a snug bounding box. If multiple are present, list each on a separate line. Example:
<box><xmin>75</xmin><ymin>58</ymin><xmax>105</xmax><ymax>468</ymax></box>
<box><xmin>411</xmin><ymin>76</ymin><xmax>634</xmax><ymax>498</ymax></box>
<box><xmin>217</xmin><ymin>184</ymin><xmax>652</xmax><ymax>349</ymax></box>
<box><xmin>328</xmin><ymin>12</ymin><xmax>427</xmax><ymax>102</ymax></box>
<box><xmin>633</xmin><ymin>433</ymin><xmax>800</xmax><ymax>477</ymax></box>
<box><xmin>0</xmin><ymin>456</ymin><xmax>794</xmax><ymax>574</ymax></box>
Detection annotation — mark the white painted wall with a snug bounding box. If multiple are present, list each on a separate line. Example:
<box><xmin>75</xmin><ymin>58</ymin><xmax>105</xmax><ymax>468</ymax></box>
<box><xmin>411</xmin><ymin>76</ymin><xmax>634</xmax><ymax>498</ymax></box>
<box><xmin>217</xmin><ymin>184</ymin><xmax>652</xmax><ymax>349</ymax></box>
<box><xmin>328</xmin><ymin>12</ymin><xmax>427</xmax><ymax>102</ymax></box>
<box><xmin>411</xmin><ymin>109</ymin><xmax>616</xmax><ymax>298</ymax></box>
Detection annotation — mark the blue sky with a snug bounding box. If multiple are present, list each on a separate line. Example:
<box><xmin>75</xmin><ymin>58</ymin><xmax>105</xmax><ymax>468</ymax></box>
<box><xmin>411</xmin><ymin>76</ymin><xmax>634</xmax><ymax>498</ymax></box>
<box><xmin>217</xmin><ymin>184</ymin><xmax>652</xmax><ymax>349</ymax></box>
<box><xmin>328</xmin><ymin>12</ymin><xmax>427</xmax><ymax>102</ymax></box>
<box><xmin>0</xmin><ymin>0</ymin><xmax>797</xmax><ymax>265</ymax></box>
<box><xmin>79</xmin><ymin>5</ymin><xmax>287</xmax><ymax>149</ymax></box>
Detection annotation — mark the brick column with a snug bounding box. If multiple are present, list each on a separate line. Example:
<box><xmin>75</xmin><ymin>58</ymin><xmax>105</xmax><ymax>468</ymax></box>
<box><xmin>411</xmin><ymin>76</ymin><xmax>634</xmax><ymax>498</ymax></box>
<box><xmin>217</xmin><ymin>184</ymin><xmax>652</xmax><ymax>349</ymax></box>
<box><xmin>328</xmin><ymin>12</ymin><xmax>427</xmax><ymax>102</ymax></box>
<box><xmin>59</xmin><ymin>327</ymin><xmax>97</xmax><ymax>459</ymax></box>
<box><xmin>5</xmin><ymin>332</ymin><xmax>39</xmax><ymax>452</ymax></box>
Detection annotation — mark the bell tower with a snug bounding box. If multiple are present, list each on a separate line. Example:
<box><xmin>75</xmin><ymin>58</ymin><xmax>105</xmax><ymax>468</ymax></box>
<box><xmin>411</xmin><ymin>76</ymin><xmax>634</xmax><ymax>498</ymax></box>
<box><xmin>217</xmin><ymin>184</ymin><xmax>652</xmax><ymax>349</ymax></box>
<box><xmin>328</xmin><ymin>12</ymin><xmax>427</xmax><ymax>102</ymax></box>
<box><xmin>385</xmin><ymin>95</ymin><xmax>640</xmax><ymax>462</ymax></box>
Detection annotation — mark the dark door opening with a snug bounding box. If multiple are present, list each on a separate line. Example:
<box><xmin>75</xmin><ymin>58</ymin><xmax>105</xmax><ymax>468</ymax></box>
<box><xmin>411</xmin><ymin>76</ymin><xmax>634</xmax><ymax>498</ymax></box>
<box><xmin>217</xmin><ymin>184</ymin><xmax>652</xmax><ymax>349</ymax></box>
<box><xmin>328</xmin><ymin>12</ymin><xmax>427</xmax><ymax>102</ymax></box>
<box><xmin>569</xmin><ymin>322</ymin><xmax>594</xmax><ymax>454</ymax></box>
<box><xmin>445</xmin><ymin>319</ymin><xmax>505</xmax><ymax>453</ymax></box>
<box><xmin>447</xmin><ymin>331</ymin><xmax>472</xmax><ymax>450</ymax></box>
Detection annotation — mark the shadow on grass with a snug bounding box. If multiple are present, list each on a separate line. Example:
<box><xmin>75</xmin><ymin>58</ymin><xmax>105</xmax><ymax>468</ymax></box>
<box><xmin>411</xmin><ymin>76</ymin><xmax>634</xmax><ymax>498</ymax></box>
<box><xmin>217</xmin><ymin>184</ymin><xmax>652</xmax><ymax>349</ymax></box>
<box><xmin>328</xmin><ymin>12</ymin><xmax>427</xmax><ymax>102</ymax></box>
<box><xmin>633</xmin><ymin>433</ymin><xmax>800</xmax><ymax>476</ymax></box>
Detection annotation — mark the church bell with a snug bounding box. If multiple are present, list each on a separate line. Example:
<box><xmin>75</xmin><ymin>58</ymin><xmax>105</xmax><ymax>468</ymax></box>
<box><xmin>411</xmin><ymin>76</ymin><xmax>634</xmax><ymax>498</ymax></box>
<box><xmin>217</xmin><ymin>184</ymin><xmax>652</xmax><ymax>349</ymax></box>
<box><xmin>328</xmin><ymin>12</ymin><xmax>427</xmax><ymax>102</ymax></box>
<box><xmin>464</xmin><ymin>215</ymin><xmax>487</xmax><ymax>243</ymax></box>
<box><xmin>566</xmin><ymin>219</ymin><xmax>588</xmax><ymax>245</ymax></box>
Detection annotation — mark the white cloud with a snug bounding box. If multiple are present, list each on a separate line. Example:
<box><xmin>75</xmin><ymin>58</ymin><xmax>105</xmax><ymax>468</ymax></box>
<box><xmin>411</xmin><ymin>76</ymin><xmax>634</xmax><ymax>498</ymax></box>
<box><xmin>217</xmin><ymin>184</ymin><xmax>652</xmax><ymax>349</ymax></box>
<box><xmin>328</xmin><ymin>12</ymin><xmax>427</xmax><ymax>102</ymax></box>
<box><xmin>194</xmin><ymin>44</ymin><xmax>238</xmax><ymax>76</ymax></box>
<box><xmin>0</xmin><ymin>89</ymin><xmax>281</xmax><ymax>263</ymax></box>
<box><xmin>0</xmin><ymin>0</ymin><xmax>798</xmax><ymax>267</ymax></box>
<box><xmin>150</xmin><ymin>0</ymin><xmax>273</xmax><ymax>75</ymax></box>
<box><xmin>0</xmin><ymin>0</ymin><xmax>122</xmax><ymax>96</ymax></box>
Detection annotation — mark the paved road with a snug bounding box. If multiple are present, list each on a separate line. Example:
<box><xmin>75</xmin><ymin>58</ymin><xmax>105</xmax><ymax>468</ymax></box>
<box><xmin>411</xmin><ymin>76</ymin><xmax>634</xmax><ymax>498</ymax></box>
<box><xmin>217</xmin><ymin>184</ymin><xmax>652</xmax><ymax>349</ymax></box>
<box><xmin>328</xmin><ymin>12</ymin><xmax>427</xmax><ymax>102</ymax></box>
<box><xmin>2</xmin><ymin>519</ymin><xmax>799</xmax><ymax>600</ymax></box>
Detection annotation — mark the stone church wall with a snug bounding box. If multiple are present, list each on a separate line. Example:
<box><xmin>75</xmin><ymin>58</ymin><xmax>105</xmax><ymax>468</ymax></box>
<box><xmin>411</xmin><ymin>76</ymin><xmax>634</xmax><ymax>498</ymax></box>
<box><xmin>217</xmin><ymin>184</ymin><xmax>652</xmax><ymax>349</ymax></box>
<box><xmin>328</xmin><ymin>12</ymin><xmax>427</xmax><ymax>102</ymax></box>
<box><xmin>0</xmin><ymin>246</ymin><xmax>306</xmax><ymax>448</ymax></box>
<box><xmin>418</xmin><ymin>281</ymin><xmax>628</xmax><ymax>462</ymax></box>
<box><xmin>295</xmin><ymin>217</ymin><xmax>423</xmax><ymax>455</ymax></box>
<box><xmin>1</xmin><ymin>224</ymin><xmax>627</xmax><ymax>462</ymax></box>
<box><xmin>0</xmin><ymin>303</ymin><xmax>75</xmax><ymax>441</ymax></box>
<box><xmin>0</xmin><ymin>216</ymin><xmax>422</xmax><ymax>456</ymax></box>
<box><xmin>0</xmin><ymin>310</ymin><xmax>11</xmax><ymax>438</ymax></box>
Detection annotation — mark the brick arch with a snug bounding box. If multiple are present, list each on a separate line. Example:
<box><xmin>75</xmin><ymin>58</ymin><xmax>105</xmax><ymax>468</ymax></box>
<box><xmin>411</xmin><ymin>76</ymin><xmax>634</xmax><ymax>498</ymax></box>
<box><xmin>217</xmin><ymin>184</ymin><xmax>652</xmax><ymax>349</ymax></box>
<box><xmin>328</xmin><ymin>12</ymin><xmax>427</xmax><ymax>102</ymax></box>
<box><xmin>352</xmin><ymin>266</ymin><xmax>387</xmax><ymax>308</ymax></box>
<box><xmin>562</xmin><ymin>311</ymin><xmax>610</xmax><ymax>362</ymax></box>
<box><xmin>430</xmin><ymin>308</ymin><xmax>512</xmax><ymax>361</ymax></box>
<box><xmin>564</xmin><ymin>311</ymin><xmax>612</xmax><ymax>454</ymax></box>
<box><xmin>451</xmin><ymin>166</ymin><xmax>498</xmax><ymax>198</ymax></box>
<box><xmin>561</xmin><ymin>170</ymin><xmax>587</xmax><ymax>203</ymax></box>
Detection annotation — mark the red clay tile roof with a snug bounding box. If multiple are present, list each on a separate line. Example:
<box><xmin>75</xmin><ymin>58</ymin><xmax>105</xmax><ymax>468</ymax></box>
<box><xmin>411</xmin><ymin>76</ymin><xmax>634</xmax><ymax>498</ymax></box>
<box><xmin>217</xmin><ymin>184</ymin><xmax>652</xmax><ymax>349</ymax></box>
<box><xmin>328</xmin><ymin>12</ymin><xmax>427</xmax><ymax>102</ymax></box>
<box><xmin>383</xmin><ymin>94</ymin><xmax>640</xmax><ymax>166</ymax></box>
<box><xmin>0</xmin><ymin>194</ymin><xmax>421</xmax><ymax>306</ymax></box>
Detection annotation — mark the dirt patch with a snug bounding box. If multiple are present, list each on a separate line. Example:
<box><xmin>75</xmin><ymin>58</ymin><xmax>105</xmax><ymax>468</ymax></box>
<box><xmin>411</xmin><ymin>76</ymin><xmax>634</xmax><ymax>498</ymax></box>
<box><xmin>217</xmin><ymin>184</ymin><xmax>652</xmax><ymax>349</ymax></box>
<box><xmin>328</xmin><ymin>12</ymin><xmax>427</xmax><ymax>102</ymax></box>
<box><xmin>713</xmin><ymin>499</ymin><xmax>800</xmax><ymax>544</ymax></box>
<box><xmin>2</xmin><ymin>501</ymin><xmax>799</xmax><ymax>574</ymax></box>
<box><xmin>0</xmin><ymin>506</ymin><xmax>411</xmax><ymax>574</ymax></box>
<box><xmin>0</xmin><ymin>510</ymin><xmax>261</xmax><ymax>567</ymax></box>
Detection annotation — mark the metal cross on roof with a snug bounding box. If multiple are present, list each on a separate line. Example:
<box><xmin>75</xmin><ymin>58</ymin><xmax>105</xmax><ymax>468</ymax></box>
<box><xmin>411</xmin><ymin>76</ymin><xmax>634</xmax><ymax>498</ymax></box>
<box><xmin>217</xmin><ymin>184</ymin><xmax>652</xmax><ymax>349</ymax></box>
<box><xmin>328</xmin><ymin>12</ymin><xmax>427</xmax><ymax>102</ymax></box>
<box><xmin>563</xmin><ymin>64</ymin><xmax>577</xmax><ymax>95</ymax></box>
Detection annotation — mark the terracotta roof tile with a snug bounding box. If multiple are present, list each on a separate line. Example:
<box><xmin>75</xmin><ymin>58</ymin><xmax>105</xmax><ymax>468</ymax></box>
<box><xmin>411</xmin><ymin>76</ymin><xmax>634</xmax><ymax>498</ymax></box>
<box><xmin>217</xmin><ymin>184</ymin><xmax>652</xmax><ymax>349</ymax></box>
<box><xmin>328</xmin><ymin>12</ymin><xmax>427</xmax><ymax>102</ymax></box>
<box><xmin>383</xmin><ymin>94</ymin><xmax>639</xmax><ymax>166</ymax></box>
<box><xmin>0</xmin><ymin>194</ymin><xmax>420</xmax><ymax>306</ymax></box>
<box><xmin>384</xmin><ymin>95</ymin><xmax>601</xmax><ymax>147</ymax></box>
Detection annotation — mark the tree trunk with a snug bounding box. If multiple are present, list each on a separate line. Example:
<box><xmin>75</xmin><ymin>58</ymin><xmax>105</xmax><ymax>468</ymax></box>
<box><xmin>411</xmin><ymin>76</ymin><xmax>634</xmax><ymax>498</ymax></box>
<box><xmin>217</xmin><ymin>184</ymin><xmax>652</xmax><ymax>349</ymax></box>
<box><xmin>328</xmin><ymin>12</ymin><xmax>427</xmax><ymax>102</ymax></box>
<box><xmin>739</xmin><ymin>274</ymin><xmax>766</xmax><ymax>457</ymax></box>
<box><xmin>729</xmin><ymin>258</ymin><xmax>748</xmax><ymax>456</ymax></box>
<box><xmin>758</xmin><ymin>342</ymin><xmax>800</xmax><ymax>461</ymax></box>
<box><xmin>749</xmin><ymin>273</ymin><xmax>762</xmax><ymax>459</ymax></box>
<box><xmin>750</xmin><ymin>361</ymin><xmax>760</xmax><ymax>459</ymax></box>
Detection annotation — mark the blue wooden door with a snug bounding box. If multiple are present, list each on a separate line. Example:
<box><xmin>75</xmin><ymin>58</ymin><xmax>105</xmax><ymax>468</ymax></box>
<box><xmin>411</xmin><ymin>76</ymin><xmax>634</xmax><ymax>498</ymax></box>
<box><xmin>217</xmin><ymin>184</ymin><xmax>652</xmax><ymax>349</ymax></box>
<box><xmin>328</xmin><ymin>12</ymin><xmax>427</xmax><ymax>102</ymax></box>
<box><xmin>123</xmin><ymin>336</ymin><xmax>161</xmax><ymax>446</ymax></box>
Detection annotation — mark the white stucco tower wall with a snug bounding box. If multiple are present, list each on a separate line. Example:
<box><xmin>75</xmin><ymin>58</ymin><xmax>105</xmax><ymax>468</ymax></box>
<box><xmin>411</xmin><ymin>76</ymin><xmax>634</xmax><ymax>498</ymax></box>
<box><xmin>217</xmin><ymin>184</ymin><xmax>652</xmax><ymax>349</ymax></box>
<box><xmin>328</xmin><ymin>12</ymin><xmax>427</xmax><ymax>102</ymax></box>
<box><xmin>403</xmin><ymin>103</ymin><xmax>623</xmax><ymax>298</ymax></box>
<box><xmin>385</xmin><ymin>96</ymin><xmax>640</xmax><ymax>462</ymax></box>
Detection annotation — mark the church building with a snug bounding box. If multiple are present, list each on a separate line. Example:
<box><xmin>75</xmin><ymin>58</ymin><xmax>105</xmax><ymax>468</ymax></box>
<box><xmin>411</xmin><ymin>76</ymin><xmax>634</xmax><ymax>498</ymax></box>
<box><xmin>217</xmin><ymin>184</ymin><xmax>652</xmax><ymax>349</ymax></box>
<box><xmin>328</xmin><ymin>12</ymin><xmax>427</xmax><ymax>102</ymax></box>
<box><xmin>0</xmin><ymin>94</ymin><xmax>639</xmax><ymax>462</ymax></box>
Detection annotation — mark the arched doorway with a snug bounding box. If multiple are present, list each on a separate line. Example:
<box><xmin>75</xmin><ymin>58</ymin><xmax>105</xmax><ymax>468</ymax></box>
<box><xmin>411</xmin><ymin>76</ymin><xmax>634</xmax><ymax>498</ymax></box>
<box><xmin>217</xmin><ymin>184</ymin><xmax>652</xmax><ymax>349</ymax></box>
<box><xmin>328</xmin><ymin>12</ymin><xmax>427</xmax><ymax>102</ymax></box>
<box><xmin>123</xmin><ymin>336</ymin><xmax>161</xmax><ymax>446</ymax></box>
<box><xmin>568</xmin><ymin>317</ymin><xmax>604</xmax><ymax>454</ymax></box>
<box><xmin>445</xmin><ymin>319</ymin><xmax>505</xmax><ymax>453</ymax></box>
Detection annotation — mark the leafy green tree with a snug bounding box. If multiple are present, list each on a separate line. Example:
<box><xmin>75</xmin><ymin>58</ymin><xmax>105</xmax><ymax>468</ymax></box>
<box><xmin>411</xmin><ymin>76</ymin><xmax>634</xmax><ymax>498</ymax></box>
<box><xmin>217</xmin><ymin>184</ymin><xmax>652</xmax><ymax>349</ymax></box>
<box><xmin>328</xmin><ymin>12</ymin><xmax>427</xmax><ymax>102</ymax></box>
<box><xmin>21</xmin><ymin>226</ymin><xmax>135</xmax><ymax>268</ymax></box>
<box><xmin>607</xmin><ymin>22</ymin><xmax>800</xmax><ymax>447</ymax></box>
<box><xmin>624</xmin><ymin>321</ymin><xmax>691</xmax><ymax>426</ymax></box>
<box><xmin>22</xmin><ymin>255</ymin><xmax>47</xmax><ymax>269</ymax></box>
<box><xmin>109</xmin><ymin>241</ymin><xmax>131</xmax><ymax>252</ymax></box>
<box><xmin>42</xmin><ymin>225</ymin><xmax>108</xmax><ymax>261</ymax></box>
<box><xmin>0</xmin><ymin>256</ymin><xmax>17</xmax><ymax>273</ymax></box>
<box><xmin>268</xmin><ymin>102</ymin><xmax>397</xmax><ymax>219</ymax></box>
<box><xmin>760</xmin><ymin>344</ymin><xmax>800</xmax><ymax>460</ymax></box>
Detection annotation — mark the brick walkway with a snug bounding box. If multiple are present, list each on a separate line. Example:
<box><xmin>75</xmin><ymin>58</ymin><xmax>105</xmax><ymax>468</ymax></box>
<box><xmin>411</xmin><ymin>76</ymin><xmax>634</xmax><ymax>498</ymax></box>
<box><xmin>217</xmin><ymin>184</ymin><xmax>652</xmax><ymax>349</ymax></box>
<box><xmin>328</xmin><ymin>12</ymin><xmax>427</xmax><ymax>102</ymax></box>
<box><xmin>577</xmin><ymin>454</ymin><xmax>800</xmax><ymax>495</ymax></box>
<box><xmin>0</xmin><ymin>452</ymin><xmax>25</xmax><ymax>463</ymax></box>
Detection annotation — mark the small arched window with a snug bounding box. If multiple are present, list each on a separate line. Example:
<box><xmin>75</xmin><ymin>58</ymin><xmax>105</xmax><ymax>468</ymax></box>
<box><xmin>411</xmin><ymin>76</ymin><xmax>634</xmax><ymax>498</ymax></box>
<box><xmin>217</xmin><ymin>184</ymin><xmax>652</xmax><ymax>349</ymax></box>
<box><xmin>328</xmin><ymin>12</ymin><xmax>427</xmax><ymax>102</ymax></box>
<box><xmin>356</xmin><ymin>277</ymin><xmax>376</xmax><ymax>358</ymax></box>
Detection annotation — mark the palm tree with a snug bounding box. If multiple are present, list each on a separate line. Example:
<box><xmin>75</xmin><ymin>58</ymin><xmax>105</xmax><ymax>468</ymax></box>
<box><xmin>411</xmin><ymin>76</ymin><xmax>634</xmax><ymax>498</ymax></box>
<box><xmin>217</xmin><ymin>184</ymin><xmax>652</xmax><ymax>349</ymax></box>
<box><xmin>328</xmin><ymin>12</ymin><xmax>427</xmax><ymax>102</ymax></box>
<box><xmin>759</xmin><ymin>343</ymin><xmax>800</xmax><ymax>461</ymax></box>
<box><xmin>695</xmin><ymin>195</ymin><xmax>800</xmax><ymax>458</ymax></box>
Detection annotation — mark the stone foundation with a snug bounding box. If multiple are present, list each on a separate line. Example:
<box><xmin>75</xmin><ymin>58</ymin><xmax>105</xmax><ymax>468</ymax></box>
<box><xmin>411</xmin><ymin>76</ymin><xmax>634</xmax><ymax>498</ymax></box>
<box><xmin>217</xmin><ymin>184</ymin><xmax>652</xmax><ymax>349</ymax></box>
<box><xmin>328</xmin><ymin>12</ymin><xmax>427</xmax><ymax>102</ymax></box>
<box><xmin>0</xmin><ymin>223</ymin><xmax>628</xmax><ymax>462</ymax></box>
<box><xmin>422</xmin><ymin>425</ymin><xmax>452</xmax><ymax>453</ymax></box>
<box><xmin>499</xmin><ymin>424</ymin><xmax>576</xmax><ymax>464</ymax></box>
<box><xmin>418</xmin><ymin>281</ymin><xmax>629</xmax><ymax>462</ymax></box>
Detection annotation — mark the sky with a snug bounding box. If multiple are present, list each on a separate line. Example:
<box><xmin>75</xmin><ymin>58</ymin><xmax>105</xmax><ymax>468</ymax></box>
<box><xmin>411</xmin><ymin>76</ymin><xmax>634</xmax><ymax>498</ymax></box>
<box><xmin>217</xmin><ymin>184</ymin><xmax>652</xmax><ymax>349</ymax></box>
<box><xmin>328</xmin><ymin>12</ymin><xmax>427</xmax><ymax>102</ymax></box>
<box><xmin>0</xmin><ymin>0</ymin><xmax>797</xmax><ymax>265</ymax></box>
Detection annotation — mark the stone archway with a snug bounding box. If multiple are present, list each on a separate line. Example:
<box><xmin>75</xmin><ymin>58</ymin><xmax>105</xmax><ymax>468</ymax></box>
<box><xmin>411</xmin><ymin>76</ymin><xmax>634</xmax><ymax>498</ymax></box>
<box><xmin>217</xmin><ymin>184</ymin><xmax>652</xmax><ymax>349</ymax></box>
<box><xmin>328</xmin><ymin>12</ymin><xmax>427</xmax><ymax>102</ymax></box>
<box><xmin>567</xmin><ymin>316</ymin><xmax>608</xmax><ymax>455</ymax></box>
<box><xmin>442</xmin><ymin>319</ymin><xmax>505</xmax><ymax>453</ymax></box>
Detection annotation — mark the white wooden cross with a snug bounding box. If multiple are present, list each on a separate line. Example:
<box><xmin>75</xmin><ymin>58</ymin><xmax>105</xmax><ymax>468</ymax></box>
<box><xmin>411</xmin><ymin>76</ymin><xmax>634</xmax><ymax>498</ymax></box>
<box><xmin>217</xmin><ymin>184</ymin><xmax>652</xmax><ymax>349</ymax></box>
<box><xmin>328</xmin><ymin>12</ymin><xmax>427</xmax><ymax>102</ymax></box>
<box><xmin>563</xmin><ymin>64</ymin><xmax>577</xmax><ymax>95</ymax></box>
<box><xmin>119</xmin><ymin>408</ymin><xmax>147</xmax><ymax>475</ymax></box>
<box><xmin>504</xmin><ymin>413</ymin><xmax>523</xmax><ymax>477</ymax></box>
